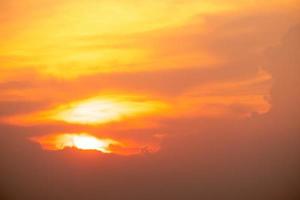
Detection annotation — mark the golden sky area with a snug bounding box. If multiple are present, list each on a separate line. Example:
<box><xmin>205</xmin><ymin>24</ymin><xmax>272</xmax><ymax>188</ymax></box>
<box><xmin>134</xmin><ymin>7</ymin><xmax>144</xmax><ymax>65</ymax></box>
<box><xmin>0</xmin><ymin>0</ymin><xmax>299</xmax><ymax>154</ymax></box>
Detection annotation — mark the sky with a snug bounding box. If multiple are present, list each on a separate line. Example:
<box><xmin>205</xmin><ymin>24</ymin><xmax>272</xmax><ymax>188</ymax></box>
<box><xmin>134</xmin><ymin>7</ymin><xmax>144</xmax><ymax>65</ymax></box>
<box><xmin>0</xmin><ymin>0</ymin><xmax>300</xmax><ymax>199</ymax></box>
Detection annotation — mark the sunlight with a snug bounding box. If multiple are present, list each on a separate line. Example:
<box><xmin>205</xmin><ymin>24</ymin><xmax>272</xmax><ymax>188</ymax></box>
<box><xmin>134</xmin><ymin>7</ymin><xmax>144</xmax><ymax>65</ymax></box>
<box><xmin>50</xmin><ymin>95</ymin><xmax>165</xmax><ymax>125</ymax></box>
<box><xmin>30</xmin><ymin>133</ymin><xmax>161</xmax><ymax>155</ymax></box>
<box><xmin>68</xmin><ymin>134</ymin><xmax>115</xmax><ymax>153</ymax></box>
<box><xmin>1</xmin><ymin>94</ymin><xmax>166</xmax><ymax>126</ymax></box>
<box><xmin>32</xmin><ymin>133</ymin><xmax>118</xmax><ymax>153</ymax></box>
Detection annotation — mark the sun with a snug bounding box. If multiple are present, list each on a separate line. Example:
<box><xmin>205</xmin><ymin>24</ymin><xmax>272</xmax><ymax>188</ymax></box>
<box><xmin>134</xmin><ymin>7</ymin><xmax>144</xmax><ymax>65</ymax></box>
<box><xmin>70</xmin><ymin>134</ymin><xmax>113</xmax><ymax>153</ymax></box>
<box><xmin>30</xmin><ymin>132</ymin><xmax>162</xmax><ymax>155</ymax></box>
<box><xmin>31</xmin><ymin>133</ymin><xmax>118</xmax><ymax>153</ymax></box>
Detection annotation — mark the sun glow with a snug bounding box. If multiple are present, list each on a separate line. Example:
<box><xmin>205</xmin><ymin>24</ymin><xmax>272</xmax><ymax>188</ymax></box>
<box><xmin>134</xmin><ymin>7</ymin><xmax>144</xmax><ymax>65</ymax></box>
<box><xmin>1</xmin><ymin>94</ymin><xmax>166</xmax><ymax>126</ymax></box>
<box><xmin>50</xmin><ymin>96</ymin><xmax>165</xmax><ymax>125</ymax></box>
<box><xmin>69</xmin><ymin>134</ymin><xmax>114</xmax><ymax>153</ymax></box>
<box><xmin>30</xmin><ymin>133</ymin><xmax>161</xmax><ymax>155</ymax></box>
<box><xmin>32</xmin><ymin>133</ymin><xmax>118</xmax><ymax>153</ymax></box>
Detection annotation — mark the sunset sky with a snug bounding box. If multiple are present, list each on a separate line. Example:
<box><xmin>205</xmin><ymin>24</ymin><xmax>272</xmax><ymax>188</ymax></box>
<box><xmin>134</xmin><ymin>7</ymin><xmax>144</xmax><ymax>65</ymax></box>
<box><xmin>1</xmin><ymin>0</ymin><xmax>300</xmax><ymax>199</ymax></box>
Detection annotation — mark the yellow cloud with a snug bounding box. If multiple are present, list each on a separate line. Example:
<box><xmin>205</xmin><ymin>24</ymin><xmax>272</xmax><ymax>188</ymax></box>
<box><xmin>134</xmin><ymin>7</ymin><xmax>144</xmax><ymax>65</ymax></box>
<box><xmin>0</xmin><ymin>0</ymin><xmax>235</xmax><ymax>78</ymax></box>
<box><xmin>3</xmin><ymin>94</ymin><xmax>167</xmax><ymax>125</ymax></box>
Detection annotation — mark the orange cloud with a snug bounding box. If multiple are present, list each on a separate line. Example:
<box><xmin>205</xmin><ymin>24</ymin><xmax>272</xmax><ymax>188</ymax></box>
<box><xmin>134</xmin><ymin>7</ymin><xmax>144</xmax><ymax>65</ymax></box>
<box><xmin>31</xmin><ymin>132</ymin><xmax>161</xmax><ymax>155</ymax></box>
<box><xmin>1</xmin><ymin>0</ymin><xmax>297</xmax><ymax>78</ymax></box>
<box><xmin>2</xmin><ymin>94</ymin><xmax>166</xmax><ymax>126</ymax></box>
<box><xmin>0</xmin><ymin>0</ymin><xmax>298</xmax><ymax>157</ymax></box>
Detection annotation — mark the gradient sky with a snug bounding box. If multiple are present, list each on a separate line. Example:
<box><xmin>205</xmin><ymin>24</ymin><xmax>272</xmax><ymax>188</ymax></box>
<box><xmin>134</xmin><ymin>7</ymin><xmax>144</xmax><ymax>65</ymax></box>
<box><xmin>1</xmin><ymin>0</ymin><xmax>300</xmax><ymax>199</ymax></box>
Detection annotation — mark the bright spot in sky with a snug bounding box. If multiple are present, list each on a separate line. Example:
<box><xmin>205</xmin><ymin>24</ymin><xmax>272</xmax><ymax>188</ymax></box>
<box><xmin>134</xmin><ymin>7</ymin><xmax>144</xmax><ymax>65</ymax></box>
<box><xmin>31</xmin><ymin>133</ymin><xmax>117</xmax><ymax>153</ymax></box>
<box><xmin>68</xmin><ymin>134</ymin><xmax>114</xmax><ymax>153</ymax></box>
<box><xmin>50</xmin><ymin>96</ymin><xmax>164</xmax><ymax>125</ymax></box>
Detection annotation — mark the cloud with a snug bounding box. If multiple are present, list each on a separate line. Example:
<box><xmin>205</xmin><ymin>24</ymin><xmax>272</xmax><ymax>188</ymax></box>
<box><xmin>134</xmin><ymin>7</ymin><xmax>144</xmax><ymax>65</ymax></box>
<box><xmin>0</xmin><ymin>100</ymin><xmax>48</xmax><ymax>117</ymax></box>
<box><xmin>265</xmin><ymin>25</ymin><xmax>300</xmax><ymax>119</ymax></box>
